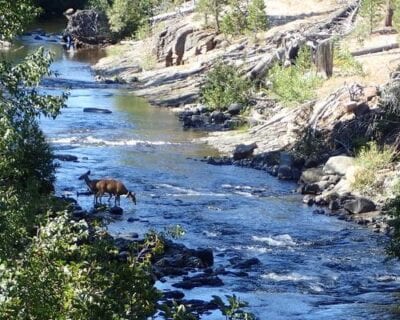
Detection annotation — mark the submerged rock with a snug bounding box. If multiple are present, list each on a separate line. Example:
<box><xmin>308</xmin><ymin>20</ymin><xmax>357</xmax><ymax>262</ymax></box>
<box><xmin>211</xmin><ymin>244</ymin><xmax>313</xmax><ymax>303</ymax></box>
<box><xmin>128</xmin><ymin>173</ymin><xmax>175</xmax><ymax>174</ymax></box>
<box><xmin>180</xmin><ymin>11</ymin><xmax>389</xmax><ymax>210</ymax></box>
<box><xmin>54</xmin><ymin>154</ymin><xmax>78</xmax><ymax>162</ymax></box>
<box><xmin>172</xmin><ymin>274</ymin><xmax>223</xmax><ymax>289</ymax></box>
<box><xmin>83</xmin><ymin>107</ymin><xmax>112</xmax><ymax>114</ymax></box>
<box><xmin>109</xmin><ymin>206</ymin><xmax>123</xmax><ymax>215</ymax></box>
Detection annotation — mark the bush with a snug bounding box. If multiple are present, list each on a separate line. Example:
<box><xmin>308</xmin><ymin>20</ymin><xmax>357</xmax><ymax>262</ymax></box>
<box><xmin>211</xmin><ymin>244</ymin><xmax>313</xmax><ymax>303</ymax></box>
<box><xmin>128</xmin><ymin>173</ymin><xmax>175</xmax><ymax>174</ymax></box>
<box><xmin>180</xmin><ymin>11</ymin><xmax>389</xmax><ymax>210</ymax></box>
<box><xmin>220</xmin><ymin>0</ymin><xmax>248</xmax><ymax>36</ymax></box>
<box><xmin>333</xmin><ymin>42</ymin><xmax>364</xmax><ymax>76</ymax></box>
<box><xmin>200</xmin><ymin>62</ymin><xmax>252</xmax><ymax>110</ymax></box>
<box><xmin>268</xmin><ymin>47</ymin><xmax>321</xmax><ymax>106</ymax></box>
<box><xmin>352</xmin><ymin>141</ymin><xmax>396</xmax><ymax>194</ymax></box>
<box><xmin>107</xmin><ymin>0</ymin><xmax>162</xmax><ymax>37</ymax></box>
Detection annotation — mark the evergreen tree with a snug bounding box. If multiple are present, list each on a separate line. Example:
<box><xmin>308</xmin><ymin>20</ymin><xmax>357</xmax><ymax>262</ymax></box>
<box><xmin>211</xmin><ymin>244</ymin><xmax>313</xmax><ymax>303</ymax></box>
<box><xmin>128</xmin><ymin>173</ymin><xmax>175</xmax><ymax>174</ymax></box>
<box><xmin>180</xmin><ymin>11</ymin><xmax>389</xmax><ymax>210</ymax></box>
<box><xmin>196</xmin><ymin>0</ymin><xmax>228</xmax><ymax>32</ymax></box>
<box><xmin>247</xmin><ymin>0</ymin><xmax>268</xmax><ymax>33</ymax></box>
<box><xmin>360</xmin><ymin>0</ymin><xmax>384</xmax><ymax>33</ymax></box>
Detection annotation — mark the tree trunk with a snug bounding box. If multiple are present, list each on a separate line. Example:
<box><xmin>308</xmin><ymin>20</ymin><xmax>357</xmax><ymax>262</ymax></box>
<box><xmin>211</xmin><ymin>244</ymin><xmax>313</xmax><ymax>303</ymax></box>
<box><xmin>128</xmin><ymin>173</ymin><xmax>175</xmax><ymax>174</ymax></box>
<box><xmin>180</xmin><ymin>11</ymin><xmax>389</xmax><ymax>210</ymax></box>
<box><xmin>315</xmin><ymin>39</ymin><xmax>334</xmax><ymax>79</ymax></box>
<box><xmin>385</xmin><ymin>1</ymin><xmax>394</xmax><ymax>27</ymax></box>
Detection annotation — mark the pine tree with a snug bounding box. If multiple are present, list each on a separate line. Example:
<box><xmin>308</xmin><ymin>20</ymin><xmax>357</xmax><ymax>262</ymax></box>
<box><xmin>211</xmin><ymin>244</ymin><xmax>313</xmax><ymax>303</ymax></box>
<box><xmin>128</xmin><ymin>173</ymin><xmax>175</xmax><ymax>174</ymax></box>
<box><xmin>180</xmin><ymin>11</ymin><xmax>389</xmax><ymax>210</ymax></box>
<box><xmin>247</xmin><ymin>0</ymin><xmax>268</xmax><ymax>33</ymax></box>
<box><xmin>360</xmin><ymin>0</ymin><xmax>384</xmax><ymax>33</ymax></box>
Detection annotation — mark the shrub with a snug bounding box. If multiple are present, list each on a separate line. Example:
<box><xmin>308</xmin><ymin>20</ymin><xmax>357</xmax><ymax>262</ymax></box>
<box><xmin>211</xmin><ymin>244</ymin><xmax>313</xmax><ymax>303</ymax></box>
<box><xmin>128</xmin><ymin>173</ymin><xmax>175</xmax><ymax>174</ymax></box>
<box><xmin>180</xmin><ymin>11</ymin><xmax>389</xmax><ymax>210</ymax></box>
<box><xmin>333</xmin><ymin>42</ymin><xmax>364</xmax><ymax>76</ymax></box>
<box><xmin>268</xmin><ymin>47</ymin><xmax>321</xmax><ymax>106</ymax></box>
<box><xmin>107</xmin><ymin>0</ymin><xmax>162</xmax><ymax>37</ymax></box>
<box><xmin>200</xmin><ymin>62</ymin><xmax>252</xmax><ymax>110</ymax></box>
<box><xmin>221</xmin><ymin>0</ymin><xmax>248</xmax><ymax>36</ymax></box>
<box><xmin>352</xmin><ymin>141</ymin><xmax>396</xmax><ymax>194</ymax></box>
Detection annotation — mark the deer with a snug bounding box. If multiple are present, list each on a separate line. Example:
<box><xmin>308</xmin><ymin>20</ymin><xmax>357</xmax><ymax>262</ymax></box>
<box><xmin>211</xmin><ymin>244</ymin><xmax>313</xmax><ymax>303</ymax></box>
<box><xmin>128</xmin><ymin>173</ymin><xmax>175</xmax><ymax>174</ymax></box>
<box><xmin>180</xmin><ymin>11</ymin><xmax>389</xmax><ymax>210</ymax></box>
<box><xmin>78</xmin><ymin>171</ymin><xmax>136</xmax><ymax>207</ymax></box>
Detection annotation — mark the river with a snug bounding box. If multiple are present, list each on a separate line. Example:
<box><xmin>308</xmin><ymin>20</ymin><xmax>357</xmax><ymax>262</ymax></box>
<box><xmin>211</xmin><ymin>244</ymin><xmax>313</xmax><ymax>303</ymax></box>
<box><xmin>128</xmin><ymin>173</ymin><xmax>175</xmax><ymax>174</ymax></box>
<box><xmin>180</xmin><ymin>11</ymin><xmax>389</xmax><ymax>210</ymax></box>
<box><xmin>5</xmin><ymin>21</ymin><xmax>400</xmax><ymax>319</ymax></box>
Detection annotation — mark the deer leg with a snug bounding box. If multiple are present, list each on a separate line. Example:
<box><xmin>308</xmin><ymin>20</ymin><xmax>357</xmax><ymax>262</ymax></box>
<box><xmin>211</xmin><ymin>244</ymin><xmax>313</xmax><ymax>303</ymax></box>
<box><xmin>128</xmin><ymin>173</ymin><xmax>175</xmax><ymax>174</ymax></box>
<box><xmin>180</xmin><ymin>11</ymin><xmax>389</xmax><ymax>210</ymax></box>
<box><xmin>97</xmin><ymin>192</ymin><xmax>103</xmax><ymax>204</ymax></box>
<box><xmin>115</xmin><ymin>195</ymin><xmax>120</xmax><ymax>207</ymax></box>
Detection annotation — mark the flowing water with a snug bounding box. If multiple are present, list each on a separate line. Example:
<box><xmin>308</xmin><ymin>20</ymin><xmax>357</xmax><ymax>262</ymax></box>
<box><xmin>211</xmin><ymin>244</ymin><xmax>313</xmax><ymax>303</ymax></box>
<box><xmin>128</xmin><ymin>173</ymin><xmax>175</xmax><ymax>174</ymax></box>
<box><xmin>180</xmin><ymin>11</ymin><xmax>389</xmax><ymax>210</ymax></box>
<box><xmin>6</xmin><ymin>21</ymin><xmax>400</xmax><ymax>319</ymax></box>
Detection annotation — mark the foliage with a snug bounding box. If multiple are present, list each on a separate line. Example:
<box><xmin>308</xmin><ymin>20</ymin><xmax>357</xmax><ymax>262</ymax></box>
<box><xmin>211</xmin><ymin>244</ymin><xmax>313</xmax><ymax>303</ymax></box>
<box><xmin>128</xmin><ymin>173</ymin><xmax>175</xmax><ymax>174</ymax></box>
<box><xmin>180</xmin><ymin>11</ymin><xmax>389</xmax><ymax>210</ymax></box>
<box><xmin>0</xmin><ymin>212</ymin><xmax>161</xmax><ymax>319</ymax></box>
<box><xmin>212</xmin><ymin>295</ymin><xmax>255</xmax><ymax>320</ymax></box>
<box><xmin>359</xmin><ymin>0</ymin><xmax>384</xmax><ymax>33</ymax></box>
<box><xmin>160</xmin><ymin>302</ymin><xmax>199</xmax><ymax>320</ymax></box>
<box><xmin>0</xmin><ymin>0</ymin><xmax>39</xmax><ymax>41</ymax></box>
<box><xmin>219</xmin><ymin>0</ymin><xmax>268</xmax><ymax>37</ymax></box>
<box><xmin>333</xmin><ymin>42</ymin><xmax>364</xmax><ymax>76</ymax></box>
<box><xmin>200</xmin><ymin>61</ymin><xmax>252</xmax><ymax>110</ymax></box>
<box><xmin>267</xmin><ymin>46</ymin><xmax>322</xmax><ymax>106</ymax></box>
<box><xmin>0</xmin><ymin>47</ymin><xmax>67</xmax><ymax>260</ymax></box>
<box><xmin>352</xmin><ymin>141</ymin><xmax>396</xmax><ymax>194</ymax></box>
<box><xmin>196</xmin><ymin>0</ymin><xmax>228</xmax><ymax>32</ymax></box>
<box><xmin>247</xmin><ymin>0</ymin><xmax>269</xmax><ymax>34</ymax></box>
<box><xmin>221</xmin><ymin>0</ymin><xmax>248</xmax><ymax>36</ymax></box>
<box><xmin>86</xmin><ymin>0</ymin><xmax>111</xmax><ymax>12</ymax></box>
<box><xmin>107</xmin><ymin>0</ymin><xmax>162</xmax><ymax>37</ymax></box>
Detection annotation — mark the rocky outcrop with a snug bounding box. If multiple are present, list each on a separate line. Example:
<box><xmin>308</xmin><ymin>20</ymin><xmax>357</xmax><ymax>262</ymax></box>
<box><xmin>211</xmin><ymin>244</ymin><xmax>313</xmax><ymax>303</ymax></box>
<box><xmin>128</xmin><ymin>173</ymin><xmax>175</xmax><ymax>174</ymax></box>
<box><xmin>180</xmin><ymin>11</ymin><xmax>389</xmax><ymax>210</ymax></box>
<box><xmin>64</xmin><ymin>9</ymin><xmax>114</xmax><ymax>47</ymax></box>
<box><xmin>155</xmin><ymin>24</ymin><xmax>218</xmax><ymax>66</ymax></box>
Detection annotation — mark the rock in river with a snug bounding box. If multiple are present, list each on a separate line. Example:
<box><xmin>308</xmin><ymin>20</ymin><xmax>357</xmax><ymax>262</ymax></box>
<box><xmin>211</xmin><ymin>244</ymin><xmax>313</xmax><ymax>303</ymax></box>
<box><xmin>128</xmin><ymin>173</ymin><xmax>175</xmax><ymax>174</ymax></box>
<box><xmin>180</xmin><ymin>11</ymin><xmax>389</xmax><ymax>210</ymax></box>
<box><xmin>83</xmin><ymin>107</ymin><xmax>112</xmax><ymax>114</ymax></box>
<box><xmin>344</xmin><ymin>197</ymin><xmax>376</xmax><ymax>214</ymax></box>
<box><xmin>233</xmin><ymin>143</ymin><xmax>257</xmax><ymax>160</ymax></box>
<box><xmin>54</xmin><ymin>154</ymin><xmax>78</xmax><ymax>162</ymax></box>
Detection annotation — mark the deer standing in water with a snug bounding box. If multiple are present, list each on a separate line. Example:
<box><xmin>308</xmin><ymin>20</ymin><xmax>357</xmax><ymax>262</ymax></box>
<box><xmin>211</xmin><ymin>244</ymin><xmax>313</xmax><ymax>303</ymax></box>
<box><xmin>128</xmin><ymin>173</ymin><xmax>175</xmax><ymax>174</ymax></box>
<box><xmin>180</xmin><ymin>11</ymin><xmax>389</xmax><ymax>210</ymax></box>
<box><xmin>78</xmin><ymin>171</ymin><xmax>136</xmax><ymax>206</ymax></box>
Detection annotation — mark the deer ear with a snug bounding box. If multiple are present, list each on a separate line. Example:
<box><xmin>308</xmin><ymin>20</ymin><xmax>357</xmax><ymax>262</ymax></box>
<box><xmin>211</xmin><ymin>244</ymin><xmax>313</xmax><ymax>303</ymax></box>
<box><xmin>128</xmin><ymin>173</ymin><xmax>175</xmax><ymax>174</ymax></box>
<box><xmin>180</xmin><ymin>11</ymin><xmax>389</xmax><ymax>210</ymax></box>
<box><xmin>87</xmin><ymin>170</ymin><xmax>91</xmax><ymax>175</ymax></box>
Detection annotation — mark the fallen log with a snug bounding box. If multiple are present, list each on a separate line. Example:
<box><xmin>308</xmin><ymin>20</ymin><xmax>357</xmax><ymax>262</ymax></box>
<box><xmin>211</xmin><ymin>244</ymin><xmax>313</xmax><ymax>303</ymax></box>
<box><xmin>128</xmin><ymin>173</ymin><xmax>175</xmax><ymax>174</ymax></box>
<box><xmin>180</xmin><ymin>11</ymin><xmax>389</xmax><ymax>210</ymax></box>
<box><xmin>351</xmin><ymin>43</ymin><xmax>399</xmax><ymax>57</ymax></box>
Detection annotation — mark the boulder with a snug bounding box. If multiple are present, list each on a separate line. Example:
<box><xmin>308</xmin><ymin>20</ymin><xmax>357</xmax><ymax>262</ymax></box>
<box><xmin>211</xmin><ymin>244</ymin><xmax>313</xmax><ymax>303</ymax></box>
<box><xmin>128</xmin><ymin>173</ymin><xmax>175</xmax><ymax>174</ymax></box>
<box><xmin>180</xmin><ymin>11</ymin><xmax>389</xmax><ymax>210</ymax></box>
<box><xmin>194</xmin><ymin>248</ymin><xmax>214</xmax><ymax>267</ymax></box>
<box><xmin>344</xmin><ymin>198</ymin><xmax>376</xmax><ymax>214</ymax></box>
<box><xmin>363</xmin><ymin>86</ymin><xmax>378</xmax><ymax>101</ymax></box>
<box><xmin>210</xmin><ymin>111</ymin><xmax>225</xmax><ymax>124</ymax></box>
<box><xmin>328</xmin><ymin>200</ymin><xmax>340</xmax><ymax>211</ymax></box>
<box><xmin>302</xmin><ymin>183</ymin><xmax>321</xmax><ymax>195</ymax></box>
<box><xmin>277</xmin><ymin>165</ymin><xmax>292</xmax><ymax>180</ymax></box>
<box><xmin>300</xmin><ymin>167</ymin><xmax>324</xmax><ymax>184</ymax></box>
<box><xmin>172</xmin><ymin>275</ymin><xmax>224</xmax><ymax>289</ymax></box>
<box><xmin>64</xmin><ymin>9</ymin><xmax>113</xmax><ymax>46</ymax></box>
<box><xmin>323</xmin><ymin>156</ymin><xmax>355</xmax><ymax>176</ymax></box>
<box><xmin>232</xmin><ymin>143</ymin><xmax>257</xmax><ymax>160</ymax></box>
<box><xmin>227</xmin><ymin>103</ymin><xmax>243</xmax><ymax>115</ymax></box>
<box><xmin>232</xmin><ymin>257</ymin><xmax>261</xmax><ymax>269</ymax></box>
<box><xmin>156</xmin><ymin>24</ymin><xmax>217</xmax><ymax>66</ymax></box>
<box><xmin>279</xmin><ymin>152</ymin><xmax>294</xmax><ymax>167</ymax></box>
